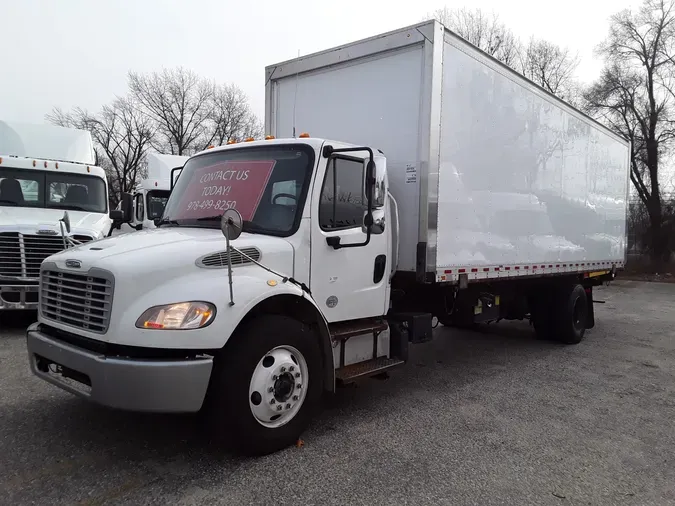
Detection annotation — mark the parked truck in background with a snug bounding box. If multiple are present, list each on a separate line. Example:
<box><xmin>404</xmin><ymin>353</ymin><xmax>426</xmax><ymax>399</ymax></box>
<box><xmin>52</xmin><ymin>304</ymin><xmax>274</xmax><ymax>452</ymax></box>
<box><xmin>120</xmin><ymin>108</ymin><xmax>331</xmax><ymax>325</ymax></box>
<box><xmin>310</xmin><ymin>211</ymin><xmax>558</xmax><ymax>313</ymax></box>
<box><xmin>126</xmin><ymin>153</ymin><xmax>189</xmax><ymax>230</ymax></box>
<box><xmin>25</xmin><ymin>21</ymin><xmax>629</xmax><ymax>455</ymax></box>
<box><xmin>0</xmin><ymin>120</ymin><xmax>122</xmax><ymax>311</ymax></box>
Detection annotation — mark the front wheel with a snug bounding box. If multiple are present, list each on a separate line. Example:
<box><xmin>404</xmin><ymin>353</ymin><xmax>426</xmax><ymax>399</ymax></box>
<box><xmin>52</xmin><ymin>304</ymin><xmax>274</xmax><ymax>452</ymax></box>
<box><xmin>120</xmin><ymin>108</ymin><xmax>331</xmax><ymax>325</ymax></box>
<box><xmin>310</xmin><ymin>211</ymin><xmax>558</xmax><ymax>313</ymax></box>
<box><xmin>203</xmin><ymin>314</ymin><xmax>323</xmax><ymax>456</ymax></box>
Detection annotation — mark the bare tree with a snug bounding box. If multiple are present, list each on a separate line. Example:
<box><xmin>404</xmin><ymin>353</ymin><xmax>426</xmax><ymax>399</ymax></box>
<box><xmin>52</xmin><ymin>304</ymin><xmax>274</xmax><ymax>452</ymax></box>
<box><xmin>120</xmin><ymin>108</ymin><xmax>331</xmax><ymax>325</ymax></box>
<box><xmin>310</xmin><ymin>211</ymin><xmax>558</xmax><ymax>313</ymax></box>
<box><xmin>207</xmin><ymin>84</ymin><xmax>263</xmax><ymax>146</ymax></box>
<box><xmin>585</xmin><ymin>0</ymin><xmax>675</xmax><ymax>265</ymax></box>
<box><xmin>521</xmin><ymin>37</ymin><xmax>581</xmax><ymax>104</ymax></box>
<box><xmin>46</xmin><ymin>97</ymin><xmax>155</xmax><ymax>207</ymax></box>
<box><xmin>427</xmin><ymin>7</ymin><xmax>521</xmax><ymax>68</ymax></box>
<box><xmin>128</xmin><ymin>67</ymin><xmax>214</xmax><ymax>156</ymax></box>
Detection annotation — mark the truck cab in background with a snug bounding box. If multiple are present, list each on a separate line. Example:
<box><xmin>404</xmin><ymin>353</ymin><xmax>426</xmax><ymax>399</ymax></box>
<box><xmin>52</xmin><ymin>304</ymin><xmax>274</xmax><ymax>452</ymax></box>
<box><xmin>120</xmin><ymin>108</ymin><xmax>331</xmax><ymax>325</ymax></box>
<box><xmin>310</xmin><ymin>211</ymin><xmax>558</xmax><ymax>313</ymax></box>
<box><xmin>0</xmin><ymin>119</ymin><xmax>120</xmax><ymax>311</ymax></box>
<box><xmin>127</xmin><ymin>153</ymin><xmax>189</xmax><ymax>230</ymax></box>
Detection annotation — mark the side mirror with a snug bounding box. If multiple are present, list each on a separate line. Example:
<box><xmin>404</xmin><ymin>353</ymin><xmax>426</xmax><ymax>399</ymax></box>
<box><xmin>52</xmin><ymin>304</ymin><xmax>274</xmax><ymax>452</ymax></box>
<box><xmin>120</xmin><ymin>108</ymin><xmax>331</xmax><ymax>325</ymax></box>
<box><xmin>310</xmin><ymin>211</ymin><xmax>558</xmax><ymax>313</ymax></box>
<box><xmin>120</xmin><ymin>192</ymin><xmax>133</xmax><ymax>223</ymax></box>
<box><xmin>153</xmin><ymin>217</ymin><xmax>162</xmax><ymax>227</ymax></box>
<box><xmin>110</xmin><ymin>209</ymin><xmax>124</xmax><ymax>223</ymax></box>
<box><xmin>60</xmin><ymin>211</ymin><xmax>71</xmax><ymax>233</ymax></box>
<box><xmin>371</xmin><ymin>156</ymin><xmax>386</xmax><ymax>208</ymax></box>
<box><xmin>220</xmin><ymin>208</ymin><xmax>243</xmax><ymax>240</ymax></box>
<box><xmin>363</xmin><ymin>208</ymin><xmax>385</xmax><ymax>235</ymax></box>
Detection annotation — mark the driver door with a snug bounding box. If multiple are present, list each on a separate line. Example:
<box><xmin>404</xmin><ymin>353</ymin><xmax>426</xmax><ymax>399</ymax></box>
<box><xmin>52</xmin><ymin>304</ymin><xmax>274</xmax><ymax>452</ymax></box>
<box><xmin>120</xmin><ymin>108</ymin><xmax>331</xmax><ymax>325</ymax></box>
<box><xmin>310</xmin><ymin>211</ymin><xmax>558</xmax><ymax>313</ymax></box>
<box><xmin>309</xmin><ymin>149</ymin><xmax>389</xmax><ymax>323</ymax></box>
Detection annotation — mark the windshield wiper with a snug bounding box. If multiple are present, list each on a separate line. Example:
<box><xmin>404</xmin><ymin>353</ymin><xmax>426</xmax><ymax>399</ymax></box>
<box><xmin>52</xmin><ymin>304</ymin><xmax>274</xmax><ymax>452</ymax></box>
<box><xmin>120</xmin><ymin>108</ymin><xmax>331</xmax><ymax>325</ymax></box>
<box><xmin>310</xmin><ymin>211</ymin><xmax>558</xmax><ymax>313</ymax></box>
<box><xmin>0</xmin><ymin>199</ymin><xmax>18</xmax><ymax>206</ymax></box>
<box><xmin>49</xmin><ymin>204</ymin><xmax>88</xmax><ymax>211</ymax></box>
<box><xmin>157</xmin><ymin>218</ymin><xmax>180</xmax><ymax>227</ymax></box>
<box><xmin>196</xmin><ymin>215</ymin><xmax>225</xmax><ymax>221</ymax></box>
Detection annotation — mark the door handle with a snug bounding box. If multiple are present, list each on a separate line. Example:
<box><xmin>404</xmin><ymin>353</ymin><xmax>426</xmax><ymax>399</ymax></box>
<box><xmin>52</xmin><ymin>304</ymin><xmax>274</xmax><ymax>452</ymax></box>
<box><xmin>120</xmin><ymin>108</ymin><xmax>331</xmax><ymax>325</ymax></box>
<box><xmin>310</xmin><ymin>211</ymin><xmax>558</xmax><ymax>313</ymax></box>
<box><xmin>373</xmin><ymin>254</ymin><xmax>386</xmax><ymax>283</ymax></box>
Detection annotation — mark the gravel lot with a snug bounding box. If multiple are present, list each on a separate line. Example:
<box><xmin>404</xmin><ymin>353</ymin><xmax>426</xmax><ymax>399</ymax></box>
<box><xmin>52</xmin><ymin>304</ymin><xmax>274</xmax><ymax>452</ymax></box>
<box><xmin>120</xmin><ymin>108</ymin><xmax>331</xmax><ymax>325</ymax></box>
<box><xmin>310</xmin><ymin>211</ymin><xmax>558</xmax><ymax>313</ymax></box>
<box><xmin>1</xmin><ymin>280</ymin><xmax>674</xmax><ymax>506</ymax></box>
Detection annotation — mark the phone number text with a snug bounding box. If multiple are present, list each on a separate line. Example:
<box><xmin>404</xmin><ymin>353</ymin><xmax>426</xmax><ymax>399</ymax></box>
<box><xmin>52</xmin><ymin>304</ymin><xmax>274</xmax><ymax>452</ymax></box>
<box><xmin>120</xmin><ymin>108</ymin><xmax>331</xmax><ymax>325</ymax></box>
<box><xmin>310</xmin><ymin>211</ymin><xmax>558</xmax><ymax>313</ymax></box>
<box><xmin>186</xmin><ymin>199</ymin><xmax>237</xmax><ymax>211</ymax></box>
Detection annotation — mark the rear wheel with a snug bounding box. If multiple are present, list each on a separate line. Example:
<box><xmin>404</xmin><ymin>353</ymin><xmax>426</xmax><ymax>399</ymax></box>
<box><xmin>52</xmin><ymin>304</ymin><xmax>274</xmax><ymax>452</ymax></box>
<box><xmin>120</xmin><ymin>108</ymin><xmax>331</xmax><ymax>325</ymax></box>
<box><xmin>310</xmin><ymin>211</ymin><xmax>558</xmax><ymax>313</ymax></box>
<box><xmin>204</xmin><ymin>314</ymin><xmax>322</xmax><ymax>456</ymax></box>
<box><xmin>551</xmin><ymin>284</ymin><xmax>588</xmax><ymax>344</ymax></box>
<box><xmin>529</xmin><ymin>283</ymin><xmax>588</xmax><ymax>344</ymax></box>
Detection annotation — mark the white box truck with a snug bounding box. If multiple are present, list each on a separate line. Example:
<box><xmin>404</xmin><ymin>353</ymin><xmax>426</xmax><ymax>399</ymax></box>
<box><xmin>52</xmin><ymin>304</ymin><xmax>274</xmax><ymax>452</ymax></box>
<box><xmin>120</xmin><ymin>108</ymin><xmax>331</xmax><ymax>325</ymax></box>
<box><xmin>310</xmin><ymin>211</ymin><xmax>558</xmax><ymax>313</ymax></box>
<box><xmin>118</xmin><ymin>152</ymin><xmax>189</xmax><ymax>231</ymax></box>
<box><xmin>25</xmin><ymin>21</ymin><xmax>629</xmax><ymax>455</ymax></box>
<box><xmin>0</xmin><ymin>120</ymin><xmax>122</xmax><ymax>310</ymax></box>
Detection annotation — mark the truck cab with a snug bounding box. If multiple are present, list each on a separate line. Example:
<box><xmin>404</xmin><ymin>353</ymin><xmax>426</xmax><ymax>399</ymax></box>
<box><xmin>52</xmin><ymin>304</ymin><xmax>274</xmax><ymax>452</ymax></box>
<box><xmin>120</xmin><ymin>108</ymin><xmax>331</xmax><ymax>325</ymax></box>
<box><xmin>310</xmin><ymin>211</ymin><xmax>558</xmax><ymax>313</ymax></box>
<box><xmin>26</xmin><ymin>136</ymin><xmax>411</xmax><ymax>454</ymax></box>
<box><xmin>127</xmin><ymin>153</ymin><xmax>189</xmax><ymax>230</ymax></box>
<box><xmin>0</xmin><ymin>120</ymin><xmax>119</xmax><ymax>310</ymax></box>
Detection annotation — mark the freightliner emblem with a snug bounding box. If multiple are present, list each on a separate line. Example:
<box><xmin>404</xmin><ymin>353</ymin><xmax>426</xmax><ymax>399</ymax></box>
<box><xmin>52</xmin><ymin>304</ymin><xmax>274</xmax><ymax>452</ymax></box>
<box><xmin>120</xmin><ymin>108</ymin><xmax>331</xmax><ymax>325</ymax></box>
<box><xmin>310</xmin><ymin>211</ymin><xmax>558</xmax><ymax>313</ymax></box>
<box><xmin>65</xmin><ymin>259</ymin><xmax>82</xmax><ymax>269</ymax></box>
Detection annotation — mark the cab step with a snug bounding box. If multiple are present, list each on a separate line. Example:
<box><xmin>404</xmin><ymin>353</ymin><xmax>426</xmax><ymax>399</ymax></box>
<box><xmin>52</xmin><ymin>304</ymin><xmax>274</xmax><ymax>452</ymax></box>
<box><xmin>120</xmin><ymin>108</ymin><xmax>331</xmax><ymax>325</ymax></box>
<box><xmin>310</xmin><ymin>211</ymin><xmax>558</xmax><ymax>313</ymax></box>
<box><xmin>335</xmin><ymin>356</ymin><xmax>405</xmax><ymax>383</ymax></box>
<box><xmin>329</xmin><ymin>318</ymin><xmax>388</xmax><ymax>342</ymax></box>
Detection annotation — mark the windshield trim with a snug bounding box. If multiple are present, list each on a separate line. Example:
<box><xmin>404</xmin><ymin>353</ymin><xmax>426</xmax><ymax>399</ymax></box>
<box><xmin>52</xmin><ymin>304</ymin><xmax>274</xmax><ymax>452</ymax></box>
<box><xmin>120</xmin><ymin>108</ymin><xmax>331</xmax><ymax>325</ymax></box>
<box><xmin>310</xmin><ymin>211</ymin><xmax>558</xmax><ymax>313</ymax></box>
<box><xmin>0</xmin><ymin>166</ymin><xmax>109</xmax><ymax>214</ymax></box>
<box><xmin>162</xmin><ymin>143</ymin><xmax>318</xmax><ymax>238</ymax></box>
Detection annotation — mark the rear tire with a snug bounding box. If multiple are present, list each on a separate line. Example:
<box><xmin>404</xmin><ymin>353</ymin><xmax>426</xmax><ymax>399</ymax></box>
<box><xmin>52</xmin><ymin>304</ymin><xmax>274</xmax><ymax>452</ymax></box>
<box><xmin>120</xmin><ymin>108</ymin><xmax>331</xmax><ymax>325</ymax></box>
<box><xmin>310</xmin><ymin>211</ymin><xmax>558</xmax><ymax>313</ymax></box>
<box><xmin>551</xmin><ymin>283</ymin><xmax>588</xmax><ymax>344</ymax></box>
<box><xmin>203</xmin><ymin>314</ymin><xmax>323</xmax><ymax>456</ymax></box>
<box><xmin>530</xmin><ymin>283</ymin><xmax>588</xmax><ymax>344</ymax></box>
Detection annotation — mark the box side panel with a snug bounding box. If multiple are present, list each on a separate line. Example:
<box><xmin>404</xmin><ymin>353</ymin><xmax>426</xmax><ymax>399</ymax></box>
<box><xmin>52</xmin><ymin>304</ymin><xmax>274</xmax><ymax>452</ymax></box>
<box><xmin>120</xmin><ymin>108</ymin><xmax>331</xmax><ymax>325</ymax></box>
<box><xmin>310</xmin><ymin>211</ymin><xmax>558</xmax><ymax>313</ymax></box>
<box><xmin>270</xmin><ymin>45</ymin><xmax>427</xmax><ymax>272</ymax></box>
<box><xmin>436</xmin><ymin>36</ymin><xmax>630</xmax><ymax>273</ymax></box>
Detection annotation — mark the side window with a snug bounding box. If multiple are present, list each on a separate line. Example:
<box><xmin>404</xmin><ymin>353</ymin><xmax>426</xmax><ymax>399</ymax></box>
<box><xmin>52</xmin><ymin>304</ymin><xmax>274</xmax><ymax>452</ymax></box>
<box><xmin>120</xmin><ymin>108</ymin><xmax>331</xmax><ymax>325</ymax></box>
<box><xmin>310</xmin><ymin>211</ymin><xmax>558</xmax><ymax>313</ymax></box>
<box><xmin>135</xmin><ymin>194</ymin><xmax>144</xmax><ymax>221</ymax></box>
<box><xmin>270</xmin><ymin>180</ymin><xmax>298</xmax><ymax>206</ymax></box>
<box><xmin>319</xmin><ymin>157</ymin><xmax>366</xmax><ymax>230</ymax></box>
<box><xmin>20</xmin><ymin>179</ymin><xmax>40</xmax><ymax>202</ymax></box>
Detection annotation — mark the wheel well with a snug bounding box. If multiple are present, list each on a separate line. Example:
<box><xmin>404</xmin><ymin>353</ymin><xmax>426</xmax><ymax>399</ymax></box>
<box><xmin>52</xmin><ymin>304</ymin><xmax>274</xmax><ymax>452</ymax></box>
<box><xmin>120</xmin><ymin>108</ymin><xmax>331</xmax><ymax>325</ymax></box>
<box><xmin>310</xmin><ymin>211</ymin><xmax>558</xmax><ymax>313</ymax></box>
<box><xmin>237</xmin><ymin>294</ymin><xmax>335</xmax><ymax>393</ymax></box>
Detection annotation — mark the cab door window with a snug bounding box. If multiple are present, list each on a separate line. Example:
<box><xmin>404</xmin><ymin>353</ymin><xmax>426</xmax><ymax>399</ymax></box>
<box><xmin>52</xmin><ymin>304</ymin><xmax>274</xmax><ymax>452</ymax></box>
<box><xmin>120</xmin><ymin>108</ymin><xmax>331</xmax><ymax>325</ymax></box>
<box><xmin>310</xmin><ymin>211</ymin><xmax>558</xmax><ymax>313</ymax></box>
<box><xmin>319</xmin><ymin>157</ymin><xmax>366</xmax><ymax>230</ymax></box>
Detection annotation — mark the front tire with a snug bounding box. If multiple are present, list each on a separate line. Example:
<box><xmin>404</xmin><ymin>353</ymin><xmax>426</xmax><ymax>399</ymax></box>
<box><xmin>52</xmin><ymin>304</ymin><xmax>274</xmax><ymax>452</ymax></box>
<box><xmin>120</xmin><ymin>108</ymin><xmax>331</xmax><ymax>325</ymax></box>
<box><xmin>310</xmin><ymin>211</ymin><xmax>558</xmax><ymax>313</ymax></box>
<box><xmin>204</xmin><ymin>314</ymin><xmax>323</xmax><ymax>456</ymax></box>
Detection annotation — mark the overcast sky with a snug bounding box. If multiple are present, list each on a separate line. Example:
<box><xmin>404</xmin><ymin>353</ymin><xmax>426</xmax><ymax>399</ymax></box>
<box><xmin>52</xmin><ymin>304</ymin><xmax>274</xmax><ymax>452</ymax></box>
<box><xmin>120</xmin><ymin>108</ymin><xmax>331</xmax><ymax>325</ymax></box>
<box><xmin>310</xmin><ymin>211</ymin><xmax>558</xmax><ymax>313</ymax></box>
<box><xmin>2</xmin><ymin>0</ymin><xmax>639</xmax><ymax>126</ymax></box>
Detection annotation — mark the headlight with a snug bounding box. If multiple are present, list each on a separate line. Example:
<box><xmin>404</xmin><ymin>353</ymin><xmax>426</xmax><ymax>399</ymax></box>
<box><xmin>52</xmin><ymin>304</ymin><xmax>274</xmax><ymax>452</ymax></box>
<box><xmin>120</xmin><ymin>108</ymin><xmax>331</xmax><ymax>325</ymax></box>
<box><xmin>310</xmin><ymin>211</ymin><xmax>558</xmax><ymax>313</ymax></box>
<box><xmin>136</xmin><ymin>301</ymin><xmax>216</xmax><ymax>330</ymax></box>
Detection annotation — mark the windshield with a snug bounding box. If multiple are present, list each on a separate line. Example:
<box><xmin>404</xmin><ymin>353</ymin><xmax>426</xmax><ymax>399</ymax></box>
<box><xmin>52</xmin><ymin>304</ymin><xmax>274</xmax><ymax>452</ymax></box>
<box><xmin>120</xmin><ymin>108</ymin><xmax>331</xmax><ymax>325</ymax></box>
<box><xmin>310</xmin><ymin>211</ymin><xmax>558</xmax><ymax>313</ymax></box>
<box><xmin>161</xmin><ymin>144</ymin><xmax>315</xmax><ymax>236</ymax></box>
<box><xmin>146</xmin><ymin>190</ymin><xmax>170</xmax><ymax>220</ymax></box>
<box><xmin>0</xmin><ymin>167</ymin><xmax>107</xmax><ymax>213</ymax></box>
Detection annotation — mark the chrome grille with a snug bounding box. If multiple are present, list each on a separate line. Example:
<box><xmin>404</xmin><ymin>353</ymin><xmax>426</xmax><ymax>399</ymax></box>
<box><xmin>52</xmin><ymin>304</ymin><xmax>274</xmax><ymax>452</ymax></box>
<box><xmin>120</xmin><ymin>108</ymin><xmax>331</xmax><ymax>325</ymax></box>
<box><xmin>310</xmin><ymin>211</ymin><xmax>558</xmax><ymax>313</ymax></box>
<box><xmin>40</xmin><ymin>268</ymin><xmax>113</xmax><ymax>333</ymax></box>
<box><xmin>197</xmin><ymin>247</ymin><xmax>261</xmax><ymax>268</ymax></box>
<box><xmin>0</xmin><ymin>233</ymin><xmax>23</xmax><ymax>278</ymax></box>
<box><xmin>0</xmin><ymin>233</ymin><xmax>92</xmax><ymax>280</ymax></box>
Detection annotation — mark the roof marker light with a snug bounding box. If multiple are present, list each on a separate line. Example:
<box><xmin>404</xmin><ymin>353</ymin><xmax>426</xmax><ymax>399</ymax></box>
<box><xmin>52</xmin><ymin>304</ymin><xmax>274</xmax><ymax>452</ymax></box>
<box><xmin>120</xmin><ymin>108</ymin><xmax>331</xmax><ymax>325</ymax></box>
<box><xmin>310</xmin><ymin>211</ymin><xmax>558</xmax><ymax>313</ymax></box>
<box><xmin>265</xmin><ymin>135</ymin><xmax>275</xmax><ymax>140</ymax></box>
<box><xmin>227</xmin><ymin>140</ymin><xmax>237</xmax><ymax>145</ymax></box>
<box><xmin>244</xmin><ymin>137</ymin><xmax>255</xmax><ymax>142</ymax></box>
<box><xmin>299</xmin><ymin>132</ymin><xmax>310</xmax><ymax>138</ymax></box>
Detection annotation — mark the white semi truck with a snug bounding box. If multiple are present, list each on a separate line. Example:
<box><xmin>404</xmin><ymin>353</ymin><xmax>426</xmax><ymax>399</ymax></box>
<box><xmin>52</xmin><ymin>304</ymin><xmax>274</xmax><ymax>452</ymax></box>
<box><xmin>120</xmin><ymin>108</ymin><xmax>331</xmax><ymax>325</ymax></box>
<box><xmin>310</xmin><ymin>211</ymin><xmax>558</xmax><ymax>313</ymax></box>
<box><xmin>26</xmin><ymin>21</ymin><xmax>629</xmax><ymax>455</ymax></box>
<box><xmin>0</xmin><ymin>120</ymin><xmax>121</xmax><ymax>311</ymax></box>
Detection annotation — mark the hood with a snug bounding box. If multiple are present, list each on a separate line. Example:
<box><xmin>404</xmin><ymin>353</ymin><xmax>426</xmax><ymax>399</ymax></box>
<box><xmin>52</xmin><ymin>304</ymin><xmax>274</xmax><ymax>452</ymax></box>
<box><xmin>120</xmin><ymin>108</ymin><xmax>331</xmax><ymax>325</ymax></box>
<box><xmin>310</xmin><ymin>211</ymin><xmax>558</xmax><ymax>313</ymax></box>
<box><xmin>0</xmin><ymin>206</ymin><xmax>110</xmax><ymax>239</ymax></box>
<box><xmin>44</xmin><ymin>227</ymin><xmax>296</xmax><ymax>286</ymax></box>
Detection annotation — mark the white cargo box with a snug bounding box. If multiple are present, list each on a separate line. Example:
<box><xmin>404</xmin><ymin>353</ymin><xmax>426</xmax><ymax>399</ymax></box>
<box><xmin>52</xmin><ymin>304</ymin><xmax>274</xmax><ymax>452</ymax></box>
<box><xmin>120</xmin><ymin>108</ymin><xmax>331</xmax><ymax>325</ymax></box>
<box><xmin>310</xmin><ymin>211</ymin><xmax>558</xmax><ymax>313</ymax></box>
<box><xmin>265</xmin><ymin>20</ymin><xmax>630</xmax><ymax>283</ymax></box>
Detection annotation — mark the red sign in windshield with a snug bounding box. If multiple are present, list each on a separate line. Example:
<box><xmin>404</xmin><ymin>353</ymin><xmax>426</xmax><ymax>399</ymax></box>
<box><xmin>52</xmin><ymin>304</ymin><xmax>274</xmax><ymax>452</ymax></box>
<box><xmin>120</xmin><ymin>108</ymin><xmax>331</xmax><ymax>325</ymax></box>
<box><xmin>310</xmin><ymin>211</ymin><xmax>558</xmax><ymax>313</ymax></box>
<box><xmin>174</xmin><ymin>160</ymin><xmax>276</xmax><ymax>220</ymax></box>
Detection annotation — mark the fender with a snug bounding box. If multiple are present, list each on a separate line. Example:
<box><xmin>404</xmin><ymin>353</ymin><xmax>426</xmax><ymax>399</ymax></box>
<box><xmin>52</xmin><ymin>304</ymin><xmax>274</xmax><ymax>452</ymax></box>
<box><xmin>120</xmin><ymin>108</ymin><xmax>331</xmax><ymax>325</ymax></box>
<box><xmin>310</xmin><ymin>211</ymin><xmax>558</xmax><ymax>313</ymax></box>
<box><xmin>236</xmin><ymin>290</ymin><xmax>336</xmax><ymax>394</ymax></box>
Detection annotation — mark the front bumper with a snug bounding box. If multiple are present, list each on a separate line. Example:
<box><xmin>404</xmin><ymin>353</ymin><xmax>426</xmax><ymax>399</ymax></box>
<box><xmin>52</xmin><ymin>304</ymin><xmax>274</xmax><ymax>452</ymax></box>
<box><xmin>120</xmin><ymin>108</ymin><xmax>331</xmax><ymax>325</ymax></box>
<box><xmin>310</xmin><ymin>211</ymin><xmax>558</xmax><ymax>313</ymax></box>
<box><xmin>26</xmin><ymin>323</ymin><xmax>214</xmax><ymax>413</ymax></box>
<box><xmin>0</xmin><ymin>283</ymin><xmax>39</xmax><ymax>310</ymax></box>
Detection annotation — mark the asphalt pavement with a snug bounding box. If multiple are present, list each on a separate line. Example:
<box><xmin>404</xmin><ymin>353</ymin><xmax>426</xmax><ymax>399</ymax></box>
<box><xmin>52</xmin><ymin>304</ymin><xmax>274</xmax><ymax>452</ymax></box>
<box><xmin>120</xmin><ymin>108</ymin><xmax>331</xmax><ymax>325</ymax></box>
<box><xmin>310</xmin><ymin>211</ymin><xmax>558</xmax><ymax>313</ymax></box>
<box><xmin>1</xmin><ymin>280</ymin><xmax>674</xmax><ymax>505</ymax></box>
